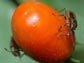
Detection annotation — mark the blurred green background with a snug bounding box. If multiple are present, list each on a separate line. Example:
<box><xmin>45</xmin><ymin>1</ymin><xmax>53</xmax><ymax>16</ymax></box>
<box><xmin>0</xmin><ymin>0</ymin><xmax>84</xmax><ymax>63</ymax></box>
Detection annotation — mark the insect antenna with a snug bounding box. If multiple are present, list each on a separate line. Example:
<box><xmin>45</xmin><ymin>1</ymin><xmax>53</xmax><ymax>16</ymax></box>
<box><xmin>4</xmin><ymin>48</ymin><xmax>11</xmax><ymax>52</ymax></box>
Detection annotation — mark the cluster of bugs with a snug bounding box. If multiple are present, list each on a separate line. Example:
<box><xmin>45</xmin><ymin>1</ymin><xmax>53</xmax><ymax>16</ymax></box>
<box><xmin>5</xmin><ymin>8</ymin><xmax>77</xmax><ymax>62</ymax></box>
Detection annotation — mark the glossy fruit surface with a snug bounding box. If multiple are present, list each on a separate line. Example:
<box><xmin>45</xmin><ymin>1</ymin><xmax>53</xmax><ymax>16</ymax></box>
<box><xmin>11</xmin><ymin>2</ymin><xmax>75</xmax><ymax>62</ymax></box>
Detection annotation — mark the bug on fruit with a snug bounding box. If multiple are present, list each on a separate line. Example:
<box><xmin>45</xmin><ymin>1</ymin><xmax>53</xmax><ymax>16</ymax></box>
<box><xmin>5</xmin><ymin>37</ymin><xmax>24</xmax><ymax>59</ymax></box>
<box><xmin>65</xmin><ymin>8</ymin><xmax>77</xmax><ymax>30</ymax></box>
<box><xmin>58</xmin><ymin>8</ymin><xmax>77</xmax><ymax>36</ymax></box>
<box><xmin>10</xmin><ymin>38</ymin><xmax>21</xmax><ymax>57</ymax></box>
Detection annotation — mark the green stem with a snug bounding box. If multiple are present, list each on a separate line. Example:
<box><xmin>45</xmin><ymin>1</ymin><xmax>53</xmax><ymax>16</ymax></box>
<box><xmin>70</xmin><ymin>58</ymin><xmax>80</xmax><ymax>63</ymax></box>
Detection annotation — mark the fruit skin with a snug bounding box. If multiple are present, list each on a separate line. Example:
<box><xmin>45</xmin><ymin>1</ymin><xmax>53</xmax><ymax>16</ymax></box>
<box><xmin>11</xmin><ymin>2</ymin><xmax>75</xmax><ymax>62</ymax></box>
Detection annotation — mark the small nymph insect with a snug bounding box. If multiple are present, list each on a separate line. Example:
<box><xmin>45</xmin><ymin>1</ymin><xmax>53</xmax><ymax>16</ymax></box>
<box><xmin>5</xmin><ymin>37</ymin><xmax>24</xmax><ymax>62</ymax></box>
<box><xmin>64</xmin><ymin>8</ymin><xmax>77</xmax><ymax>30</ymax></box>
<box><xmin>58</xmin><ymin>8</ymin><xmax>77</xmax><ymax>36</ymax></box>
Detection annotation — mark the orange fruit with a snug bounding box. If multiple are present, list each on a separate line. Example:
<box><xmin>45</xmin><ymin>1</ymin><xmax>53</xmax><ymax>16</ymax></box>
<box><xmin>11</xmin><ymin>2</ymin><xmax>75</xmax><ymax>62</ymax></box>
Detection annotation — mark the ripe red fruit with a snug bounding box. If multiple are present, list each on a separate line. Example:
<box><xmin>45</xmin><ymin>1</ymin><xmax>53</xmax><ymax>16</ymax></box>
<box><xmin>11</xmin><ymin>2</ymin><xmax>75</xmax><ymax>62</ymax></box>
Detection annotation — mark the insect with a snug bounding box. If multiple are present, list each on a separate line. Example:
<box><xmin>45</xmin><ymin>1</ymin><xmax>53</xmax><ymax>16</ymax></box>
<box><xmin>58</xmin><ymin>8</ymin><xmax>77</xmax><ymax>36</ymax></box>
<box><xmin>5</xmin><ymin>37</ymin><xmax>24</xmax><ymax>60</ymax></box>
<box><xmin>64</xmin><ymin>8</ymin><xmax>77</xmax><ymax>30</ymax></box>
